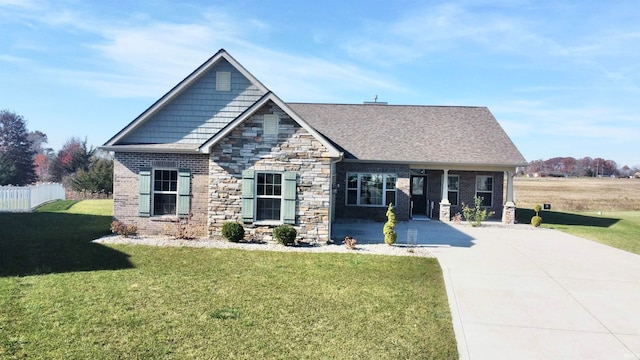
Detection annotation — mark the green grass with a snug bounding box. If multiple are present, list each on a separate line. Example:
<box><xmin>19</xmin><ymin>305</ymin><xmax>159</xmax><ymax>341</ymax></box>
<box><xmin>0</xmin><ymin>200</ymin><xmax>457</xmax><ymax>359</ymax></box>
<box><xmin>516</xmin><ymin>208</ymin><xmax>640</xmax><ymax>255</ymax></box>
<box><xmin>0</xmin><ymin>199</ymin><xmax>122</xmax><ymax>277</ymax></box>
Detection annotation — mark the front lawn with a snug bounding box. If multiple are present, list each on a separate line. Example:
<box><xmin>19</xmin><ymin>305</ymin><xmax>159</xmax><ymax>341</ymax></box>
<box><xmin>0</xmin><ymin>200</ymin><xmax>457</xmax><ymax>359</ymax></box>
<box><xmin>516</xmin><ymin>209</ymin><xmax>640</xmax><ymax>255</ymax></box>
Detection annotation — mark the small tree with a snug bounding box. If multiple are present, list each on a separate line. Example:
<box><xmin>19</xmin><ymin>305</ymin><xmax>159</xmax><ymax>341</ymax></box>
<box><xmin>50</xmin><ymin>137</ymin><xmax>94</xmax><ymax>183</ymax></box>
<box><xmin>383</xmin><ymin>203</ymin><xmax>397</xmax><ymax>245</ymax></box>
<box><xmin>461</xmin><ymin>196</ymin><xmax>494</xmax><ymax>227</ymax></box>
<box><xmin>531</xmin><ymin>204</ymin><xmax>542</xmax><ymax>227</ymax></box>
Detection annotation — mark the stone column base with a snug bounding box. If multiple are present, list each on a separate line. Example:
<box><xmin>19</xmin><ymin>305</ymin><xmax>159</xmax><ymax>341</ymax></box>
<box><xmin>439</xmin><ymin>202</ymin><xmax>451</xmax><ymax>222</ymax></box>
<box><xmin>502</xmin><ymin>202</ymin><xmax>516</xmax><ymax>224</ymax></box>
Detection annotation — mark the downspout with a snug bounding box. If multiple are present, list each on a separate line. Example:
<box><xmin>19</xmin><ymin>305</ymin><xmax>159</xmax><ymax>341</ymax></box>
<box><xmin>329</xmin><ymin>152</ymin><xmax>344</xmax><ymax>242</ymax></box>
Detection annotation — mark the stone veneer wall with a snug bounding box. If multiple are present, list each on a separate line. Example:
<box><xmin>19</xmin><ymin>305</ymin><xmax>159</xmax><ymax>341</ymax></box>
<box><xmin>208</xmin><ymin>102</ymin><xmax>333</xmax><ymax>242</ymax></box>
<box><xmin>334</xmin><ymin>162</ymin><xmax>411</xmax><ymax>221</ymax></box>
<box><xmin>113</xmin><ymin>152</ymin><xmax>209</xmax><ymax>236</ymax></box>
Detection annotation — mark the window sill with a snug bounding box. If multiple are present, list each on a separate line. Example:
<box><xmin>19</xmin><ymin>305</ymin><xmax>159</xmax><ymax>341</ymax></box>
<box><xmin>345</xmin><ymin>204</ymin><xmax>388</xmax><ymax>208</ymax></box>
<box><xmin>253</xmin><ymin>220</ymin><xmax>283</xmax><ymax>226</ymax></box>
<box><xmin>150</xmin><ymin>215</ymin><xmax>180</xmax><ymax>222</ymax></box>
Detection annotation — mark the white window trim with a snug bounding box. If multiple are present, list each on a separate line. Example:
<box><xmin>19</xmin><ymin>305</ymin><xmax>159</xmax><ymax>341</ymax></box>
<box><xmin>255</xmin><ymin>171</ymin><xmax>283</xmax><ymax>223</ymax></box>
<box><xmin>216</xmin><ymin>71</ymin><xmax>231</xmax><ymax>91</ymax></box>
<box><xmin>475</xmin><ymin>175</ymin><xmax>494</xmax><ymax>207</ymax></box>
<box><xmin>346</xmin><ymin>173</ymin><xmax>397</xmax><ymax>207</ymax></box>
<box><xmin>152</xmin><ymin>168</ymin><xmax>178</xmax><ymax>217</ymax></box>
<box><xmin>448</xmin><ymin>175</ymin><xmax>460</xmax><ymax>206</ymax></box>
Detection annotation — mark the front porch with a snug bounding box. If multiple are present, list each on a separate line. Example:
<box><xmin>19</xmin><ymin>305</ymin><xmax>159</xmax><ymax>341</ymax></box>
<box><xmin>331</xmin><ymin>219</ymin><xmax>479</xmax><ymax>246</ymax></box>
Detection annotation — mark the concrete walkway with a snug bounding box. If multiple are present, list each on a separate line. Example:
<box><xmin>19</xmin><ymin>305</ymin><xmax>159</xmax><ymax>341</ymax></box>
<box><xmin>332</xmin><ymin>220</ymin><xmax>640</xmax><ymax>359</ymax></box>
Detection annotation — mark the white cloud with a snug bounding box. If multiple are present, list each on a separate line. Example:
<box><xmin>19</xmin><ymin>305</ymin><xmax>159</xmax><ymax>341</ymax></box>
<box><xmin>0</xmin><ymin>0</ymin><xmax>404</xmax><ymax>100</ymax></box>
<box><xmin>5</xmin><ymin>4</ymin><xmax>400</xmax><ymax>101</ymax></box>
<box><xmin>341</xmin><ymin>3</ymin><xmax>570</xmax><ymax>66</ymax></box>
<box><xmin>0</xmin><ymin>0</ymin><xmax>40</xmax><ymax>9</ymax></box>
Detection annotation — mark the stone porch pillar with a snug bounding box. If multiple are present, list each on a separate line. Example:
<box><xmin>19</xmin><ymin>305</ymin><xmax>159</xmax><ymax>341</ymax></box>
<box><xmin>502</xmin><ymin>170</ymin><xmax>516</xmax><ymax>224</ymax></box>
<box><xmin>439</xmin><ymin>169</ymin><xmax>451</xmax><ymax>222</ymax></box>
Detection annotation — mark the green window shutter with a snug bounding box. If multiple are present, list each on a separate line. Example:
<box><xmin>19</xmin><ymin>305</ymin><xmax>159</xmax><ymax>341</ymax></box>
<box><xmin>283</xmin><ymin>171</ymin><xmax>297</xmax><ymax>224</ymax></box>
<box><xmin>138</xmin><ymin>168</ymin><xmax>151</xmax><ymax>217</ymax></box>
<box><xmin>177</xmin><ymin>169</ymin><xmax>191</xmax><ymax>218</ymax></box>
<box><xmin>241</xmin><ymin>170</ymin><xmax>255</xmax><ymax>223</ymax></box>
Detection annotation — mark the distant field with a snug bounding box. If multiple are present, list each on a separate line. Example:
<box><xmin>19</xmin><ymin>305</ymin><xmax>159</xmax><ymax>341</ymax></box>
<box><xmin>514</xmin><ymin>177</ymin><xmax>640</xmax><ymax>211</ymax></box>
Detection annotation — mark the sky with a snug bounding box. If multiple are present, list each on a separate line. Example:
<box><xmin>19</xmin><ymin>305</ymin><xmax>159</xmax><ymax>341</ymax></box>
<box><xmin>1</xmin><ymin>0</ymin><xmax>639</xmax><ymax>167</ymax></box>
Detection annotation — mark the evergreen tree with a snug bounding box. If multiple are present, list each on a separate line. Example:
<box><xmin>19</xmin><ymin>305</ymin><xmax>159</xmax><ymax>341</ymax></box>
<box><xmin>71</xmin><ymin>156</ymin><xmax>113</xmax><ymax>195</ymax></box>
<box><xmin>383</xmin><ymin>203</ymin><xmax>397</xmax><ymax>245</ymax></box>
<box><xmin>0</xmin><ymin>153</ymin><xmax>17</xmax><ymax>185</ymax></box>
<box><xmin>0</xmin><ymin>110</ymin><xmax>36</xmax><ymax>185</ymax></box>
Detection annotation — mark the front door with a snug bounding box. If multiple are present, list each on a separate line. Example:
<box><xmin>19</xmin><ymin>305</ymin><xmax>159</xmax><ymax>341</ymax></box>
<box><xmin>410</xmin><ymin>175</ymin><xmax>428</xmax><ymax>216</ymax></box>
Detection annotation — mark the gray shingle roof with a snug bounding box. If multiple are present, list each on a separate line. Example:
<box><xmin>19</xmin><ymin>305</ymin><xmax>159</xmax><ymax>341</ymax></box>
<box><xmin>287</xmin><ymin>103</ymin><xmax>527</xmax><ymax>166</ymax></box>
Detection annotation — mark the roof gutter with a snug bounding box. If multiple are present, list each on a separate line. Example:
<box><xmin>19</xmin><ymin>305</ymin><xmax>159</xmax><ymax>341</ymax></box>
<box><xmin>99</xmin><ymin>146</ymin><xmax>201</xmax><ymax>154</ymax></box>
<box><xmin>339</xmin><ymin>158</ymin><xmax>528</xmax><ymax>169</ymax></box>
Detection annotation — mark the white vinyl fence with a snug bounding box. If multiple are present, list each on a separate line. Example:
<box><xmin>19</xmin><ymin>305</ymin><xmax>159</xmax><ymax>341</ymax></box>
<box><xmin>0</xmin><ymin>183</ymin><xmax>65</xmax><ymax>212</ymax></box>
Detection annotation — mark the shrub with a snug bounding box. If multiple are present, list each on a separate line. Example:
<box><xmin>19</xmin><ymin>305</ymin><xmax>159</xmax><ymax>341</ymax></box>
<box><xmin>531</xmin><ymin>204</ymin><xmax>543</xmax><ymax>227</ymax></box>
<box><xmin>533</xmin><ymin>204</ymin><xmax>542</xmax><ymax>214</ymax></box>
<box><xmin>221</xmin><ymin>222</ymin><xmax>245</xmax><ymax>242</ymax></box>
<box><xmin>110</xmin><ymin>220</ymin><xmax>137</xmax><ymax>237</ymax></box>
<box><xmin>461</xmin><ymin>196</ymin><xmax>494</xmax><ymax>227</ymax></box>
<box><xmin>344</xmin><ymin>236</ymin><xmax>357</xmax><ymax>250</ymax></box>
<box><xmin>383</xmin><ymin>203</ymin><xmax>397</xmax><ymax>245</ymax></box>
<box><xmin>531</xmin><ymin>216</ymin><xmax>542</xmax><ymax>227</ymax></box>
<box><xmin>163</xmin><ymin>216</ymin><xmax>198</xmax><ymax>240</ymax></box>
<box><xmin>273</xmin><ymin>225</ymin><xmax>297</xmax><ymax>246</ymax></box>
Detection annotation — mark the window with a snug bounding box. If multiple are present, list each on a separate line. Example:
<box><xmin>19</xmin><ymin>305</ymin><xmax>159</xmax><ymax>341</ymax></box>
<box><xmin>263</xmin><ymin>114</ymin><xmax>279</xmax><ymax>135</ymax></box>
<box><xmin>476</xmin><ymin>175</ymin><xmax>493</xmax><ymax>207</ymax></box>
<box><xmin>241</xmin><ymin>170</ymin><xmax>296</xmax><ymax>224</ymax></box>
<box><xmin>153</xmin><ymin>170</ymin><xmax>177</xmax><ymax>215</ymax></box>
<box><xmin>256</xmin><ymin>173</ymin><xmax>282</xmax><ymax>221</ymax></box>
<box><xmin>448</xmin><ymin>175</ymin><xmax>459</xmax><ymax>205</ymax></box>
<box><xmin>139</xmin><ymin>168</ymin><xmax>191</xmax><ymax>218</ymax></box>
<box><xmin>216</xmin><ymin>71</ymin><xmax>231</xmax><ymax>91</ymax></box>
<box><xmin>346</xmin><ymin>173</ymin><xmax>397</xmax><ymax>206</ymax></box>
<box><xmin>411</xmin><ymin>177</ymin><xmax>424</xmax><ymax>196</ymax></box>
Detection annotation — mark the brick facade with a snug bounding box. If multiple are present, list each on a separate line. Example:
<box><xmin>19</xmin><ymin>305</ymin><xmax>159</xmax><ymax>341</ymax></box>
<box><xmin>334</xmin><ymin>162</ymin><xmax>411</xmax><ymax>221</ymax></box>
<box><xmin>448</xmin><ymin>170</ymin><xmax>504</xmax><ymax>220</ymax></box>
<box><xmin>333</xmin><ymin>166</ymin><xmax>505</xmax><ymax>222</ymax></box>
<box><xmin>207</xmin><ymin>101</ymin><xmax>333</xmax><ymax>242</ymax></box>
<box><xmin>113</xmin><ymin>152</ymin><xmax>209</xmax><ymax>237</ymax></box>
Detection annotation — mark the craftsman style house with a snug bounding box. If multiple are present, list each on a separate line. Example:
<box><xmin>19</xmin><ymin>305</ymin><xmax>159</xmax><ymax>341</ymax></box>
<box><xmin>102</xmin><ymin>49</ymin><xmax>527</xmax><ymax>242</ymax></box>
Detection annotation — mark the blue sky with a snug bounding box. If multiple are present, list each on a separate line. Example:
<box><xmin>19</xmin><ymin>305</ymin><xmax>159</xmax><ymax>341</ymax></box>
<box><xmin>1</xmin><ymin>0</ymin><xmax>639</xmax><ymax>167</ymax></box>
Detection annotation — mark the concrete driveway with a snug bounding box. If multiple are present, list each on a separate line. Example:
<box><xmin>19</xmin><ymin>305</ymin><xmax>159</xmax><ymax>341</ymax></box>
<box><xmin>332</xmin><ymin>220</ymin><xmax>640</xmax><ymax>359</ymax></box>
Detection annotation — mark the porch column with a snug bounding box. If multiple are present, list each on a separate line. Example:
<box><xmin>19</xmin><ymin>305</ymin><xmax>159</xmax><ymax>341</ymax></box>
<box><xmin>505</xmin><ymin>170</ymin><xmax>515</xmax><ymax>204</ymax></box>
<box><xmin>502</xmin><ymin>170</ymin><xmax>516</xmax><ymax>224</ymax></box>
<box><xmin>439</xmin><ymin>169</ymin><xmax>451</xmax><ymax>222</ymax></box>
